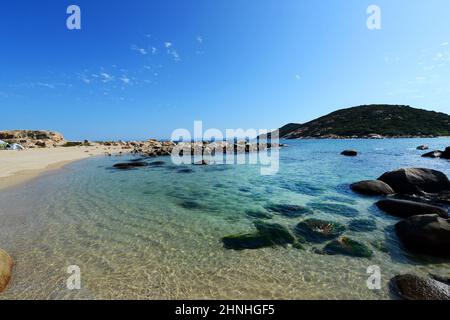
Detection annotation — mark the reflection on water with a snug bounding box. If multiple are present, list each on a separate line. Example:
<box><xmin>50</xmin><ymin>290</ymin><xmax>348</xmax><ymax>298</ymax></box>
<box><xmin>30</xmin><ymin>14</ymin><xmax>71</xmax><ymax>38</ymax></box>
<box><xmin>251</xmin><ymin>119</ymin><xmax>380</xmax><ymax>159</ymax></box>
<box><xmin>0</xmin><ymin>138</ymin><xmax>449</xmax><ymax>299</ymax></box>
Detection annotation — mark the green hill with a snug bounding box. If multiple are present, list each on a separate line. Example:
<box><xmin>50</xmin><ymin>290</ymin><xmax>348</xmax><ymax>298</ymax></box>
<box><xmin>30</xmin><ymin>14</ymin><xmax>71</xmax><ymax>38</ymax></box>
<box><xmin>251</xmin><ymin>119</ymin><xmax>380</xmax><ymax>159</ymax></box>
<box><xmin>278</xmin><ymin>105</ymin><xmax>450</xmax><ymax>139</ymax></box>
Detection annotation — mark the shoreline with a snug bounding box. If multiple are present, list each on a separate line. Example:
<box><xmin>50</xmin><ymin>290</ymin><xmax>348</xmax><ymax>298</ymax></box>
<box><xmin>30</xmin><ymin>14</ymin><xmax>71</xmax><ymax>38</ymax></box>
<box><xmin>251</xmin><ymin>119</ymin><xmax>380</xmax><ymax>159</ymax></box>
<box><xmin>0</xmin><ymin>146</ymin><xmax>125</xmax><ymax>191</ymax></box>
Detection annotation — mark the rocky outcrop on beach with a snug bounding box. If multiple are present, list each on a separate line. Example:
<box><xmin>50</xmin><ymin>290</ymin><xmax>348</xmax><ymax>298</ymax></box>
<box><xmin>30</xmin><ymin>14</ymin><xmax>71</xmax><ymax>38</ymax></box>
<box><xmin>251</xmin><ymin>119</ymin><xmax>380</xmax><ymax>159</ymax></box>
<box><xmin>390</xmin><ymin>274</ymin><xmax>450</xmax><ymax>300</ymax></box>
<box><xmin>0</xmin><ymin>130</ymin><xmax>65</xmax><ymax>148</ymax></box>
<box><xmin>0</xmin><ymin>249</ymin><xmax>13</xmax><ymax>293</ymax></box>
<box><xmin>130</xmin><ymin>139</ymin><xmax>282</xmax><ymax>158</ymax></box>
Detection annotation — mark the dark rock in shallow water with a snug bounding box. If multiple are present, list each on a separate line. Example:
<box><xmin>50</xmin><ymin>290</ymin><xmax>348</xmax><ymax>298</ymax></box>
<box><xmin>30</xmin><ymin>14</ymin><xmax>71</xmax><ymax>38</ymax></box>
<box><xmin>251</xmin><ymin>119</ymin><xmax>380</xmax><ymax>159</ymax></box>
<box><xmin>308</xmin><ymin>202</ymin><xmax>359</xmax><ymax>217</ymax></box>
<box><xmin>254</xmin><ymin>220</ymin><xmax>296</xmax><ymax>245</ymax></box>
<box><xmin>377</xmin><ymin>168</ymin><xmax>450</xmax><ymax>195</ymax></box>
<box><xmin>350</xmin><ymin>180</ymin><xmax>395</xmax><ymax>196</ymax></box>
<box><xmin>222</xmin><ymin>233</ymin><xmax>272</xmax><ymax>250</ymax></box>
<box><xmin>416</xmin><ymin>145</ymin><xmax>429</xmax><ymax>151</ymax></box>
<box><xmin>341</xmin><ymin>150</ymin><xmax>358</xmax><ymax>156</ymax></box>
<box><xmin>112</xmin><ymin>161</ymin><xmax>148</xmax><ymax>169</ymax></box>
<box><xmin>323</xmin><ymin>237</ymin><xmax>373</xmax><ymax>258</ymax></box>
<box><xmin>148</xmin><ymin>161</ymin><xmax>165</xmax><ymax>166</ymax></box>
<box><xmin>246</xmin><ymin>210</ymin><xmax>273</xmax><ymax>220</ymax></box>
<box><xmin>376</xmin><ymin>199</ymin><xmax>448</xmax><ymax>218</ymax></box>
<box><xmin>178</xmin><ymin>200</ymin><xmax>204</xmax><ymax>210</ymax></box>
<box><xmin>239</xmin><ymin>186</ymin><xmax>252</xmax><ymax>193</ymax></box>
<box><xmin>222</xmin><ymin>221</ymin><xmax>295</xmax><ymax>250</ymax></box>
<box><xmin>390</xmin><ymin>274</ymin><xmax>450</xmax><ymax>300</ymax></box>
<box><xmin>348</xmin><ymin>219</ymin><xmax>377</xmax><ymax>232</ymax></box>
<box><xmin>265</xmin><ymin>204</ymin><xmax>313</xmax><ymax>218</ymax></box>
<box><xmin>177</xmin><ymin>168</ymin><xmax>194</xmax><ymax>173</ymax></box>
<box><xmin>370</xmin><ymin>240</ymin><xmax>389</xmax><ymax>253</ymax></box>
<box><xmin>422</xmin><ymin>150</ymin><xmax>443</xmax><ymax>158</ymax></box>
<box><xmin>395</xmin><ymin>214</ymin><xmax>450</xmax><ymax>258</ymax></box>
<box><xmin>295</xmin><ymin>219</ymin><xmax>346</xmax><ymax>243</ymax></box>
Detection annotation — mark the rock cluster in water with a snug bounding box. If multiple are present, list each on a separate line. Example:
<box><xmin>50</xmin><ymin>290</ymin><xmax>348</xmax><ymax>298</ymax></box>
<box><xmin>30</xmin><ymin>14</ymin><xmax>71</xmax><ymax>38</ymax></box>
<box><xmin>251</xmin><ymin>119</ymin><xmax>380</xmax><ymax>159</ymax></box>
<box><xmin>350</xmin><ymin>166</ymin><xmax>450</xmax><ymax>299</ymax></box>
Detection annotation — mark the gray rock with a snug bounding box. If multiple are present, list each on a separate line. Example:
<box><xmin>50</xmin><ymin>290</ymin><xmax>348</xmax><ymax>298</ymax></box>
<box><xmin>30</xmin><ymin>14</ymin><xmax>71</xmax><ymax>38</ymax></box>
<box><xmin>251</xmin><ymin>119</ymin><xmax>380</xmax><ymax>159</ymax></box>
<box><xmin>0</xmin><ymin>249</ymin><xmax>13</xmax><ymax>293</ymax></box>
<box><xmin>395</xmin><ymin>214</ymin><xmax>450</xmax><ymax>258</ymax></box>
<box><xmin>378</xmin><ymin>168</ymin><xmax>450</xmax><ymax>195</ymax></box>
<box><xmin>390</xmin><ymin>274</ymin><xmax>450</xmax><ymax>300</ymax></box>
<box><xmin>416</xmin><ymin>145</ymin><xmax>429</xmax><ymax>150</ymax></box>
<box><xmin>341</xmin><ymin>150</ymin><xmax>358</xmax><ymax>156</ymax></box>
<box><xmin>350</xmin><ymin>180</ymin><xmax>395</xmax><ymax>196</ymax></box>
<box><xmin>376</xmin><ymin>199</ymin><xmax>448</xmax><ymax>218</ymax></box>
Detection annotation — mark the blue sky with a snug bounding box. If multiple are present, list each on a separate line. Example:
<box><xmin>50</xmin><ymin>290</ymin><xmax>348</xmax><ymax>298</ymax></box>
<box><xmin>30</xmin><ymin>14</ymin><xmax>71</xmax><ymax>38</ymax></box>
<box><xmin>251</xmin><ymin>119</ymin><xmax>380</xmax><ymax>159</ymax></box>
<box><xmin>0</xmin><ymin>0</ymin><xmax>449</xmax><ymax>140</ymax></box>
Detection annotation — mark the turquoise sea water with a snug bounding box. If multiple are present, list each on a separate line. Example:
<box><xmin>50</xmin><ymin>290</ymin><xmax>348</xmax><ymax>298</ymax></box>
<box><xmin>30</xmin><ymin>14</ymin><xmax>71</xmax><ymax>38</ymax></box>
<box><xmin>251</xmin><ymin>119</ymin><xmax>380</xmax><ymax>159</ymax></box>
<box><xmin>0</xmin><ymin>138</ymin><xmax>449</xmax><ymax>299</ymax></box>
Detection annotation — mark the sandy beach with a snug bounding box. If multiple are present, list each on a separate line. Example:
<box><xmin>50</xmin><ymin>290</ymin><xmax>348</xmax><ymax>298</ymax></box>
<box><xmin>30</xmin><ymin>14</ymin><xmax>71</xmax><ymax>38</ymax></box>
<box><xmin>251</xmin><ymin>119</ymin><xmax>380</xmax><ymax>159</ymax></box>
<box><xmin>0</xmin><ymin>146</ymin><xmax>125</xmax><ymax>190</ymax></box>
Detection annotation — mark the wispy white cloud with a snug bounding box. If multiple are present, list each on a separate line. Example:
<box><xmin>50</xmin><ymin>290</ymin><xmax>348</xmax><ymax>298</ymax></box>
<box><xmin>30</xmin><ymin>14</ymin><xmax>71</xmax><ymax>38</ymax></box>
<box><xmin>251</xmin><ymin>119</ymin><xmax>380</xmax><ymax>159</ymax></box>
<box><xmin>131</xmin><ymin>45</ymin><xmax>148</xmax><ymax>55</ymax></box>
<box><xmin>120</xmin><ymin>75</ymin><xmax>131</xmax><ymax>84</ymax></box>
<box><xmin>36</xmin><ymin>82</ymin><xmax>55</xmax><ymax>89</ymax></box>
<box><xmin>164</xmin><ymin>42</ymin><xmax>172</xmax><ymax>48</ymax></box>
<box><xmin>295</xmin><ymin>74</ymin><xmax>301</xmax><ymax>80</ymax></box>
<box><xmin>100</xmin><ymin>73</ymin><xmax>114</xmax><ymax>83</ymax></box>
<box><xmin>196</xmin><ymin>35</ymin><xmax>203</xmax><ymax>44</ymax></box>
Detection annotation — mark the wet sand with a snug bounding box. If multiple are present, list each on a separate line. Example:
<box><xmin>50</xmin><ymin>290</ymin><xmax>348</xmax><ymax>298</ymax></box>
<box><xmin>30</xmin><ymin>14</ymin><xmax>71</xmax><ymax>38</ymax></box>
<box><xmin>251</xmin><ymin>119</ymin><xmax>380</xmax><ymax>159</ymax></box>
<box><xmin>0</xmin><ymin>146</ymin><xmax>125</xmax><ymax>190</ymax></box>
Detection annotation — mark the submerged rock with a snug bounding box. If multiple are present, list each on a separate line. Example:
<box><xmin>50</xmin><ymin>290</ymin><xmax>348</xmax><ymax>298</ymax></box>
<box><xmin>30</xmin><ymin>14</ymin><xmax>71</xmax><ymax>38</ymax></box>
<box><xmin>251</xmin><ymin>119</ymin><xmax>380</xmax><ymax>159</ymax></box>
<box><xmin>178</xmin><ymin>200</ymin><xmax>204</xmax><ymax>210</ymax></box>
<box><xmin>177</xmin><ymin>168</ymin><xmax>194</xmax><ymax>174</ymax></box>
<box><xmin>308</xmin><ymin>202</ymin><xmax>359</xmax><ymax>217</ymax></box>
<box><xmin>341</xmin><ymin>150</ymin><xmax>358</xmax><ymax>156</ymax></box>
<box><xmin>148</xmin><ymin>161</ymin><xmax>165</xmax><ymax>166</ymax></box>
<box><xmin>222</xmin><ymin>221</ymin><xmax>295</xmax><ymax>250</ymax></box>
<box><xmin>348</xmin><ymin>219</ymin><xmax>377</xmax><ymax>232</ymax></box>
<box><xmin>350</xmin><ymin>180</ymin><xmax>395</xmax><ymax>196</ymax></box>
<box><xmin>321</xmin><ymin>195</ymin><xmax>356</xmax><ymax>205</ymax></box>
<box><xmin>254</xmin><ymin>220</ymin><xmax>296</xmax><ymax>245</ymax></box>
<box><xmin>246</xmin><ymin>210</ymin><xmax>273</xmax><ymax>220</ymax></box>
<box><xmin>376</xmin><ymin>199</ymin><xmax>448</xmax><ymax>218</ymax></box>
<box><xmin>0</xmin><ymin>249</ymin><xmax>13</xmax><ymax>293</ymax></box>
<box><xmin>395</xmin><ymin>214</ymin><xmax>450</xmax><ymax>258</ymax></box>
<box><xmin>377</xmin><ymin>168</ymin><xmax>450</xmax><ymax>195</ymax></box>
<box><xmin>323</xmin><ymin>237</ymin><xmax>373</xmax><ymax>258</ymax></box>
<box><xmin>295</xmin><ymin>219</ymin><xmax>346</xmax><ymax>243</ymax></box>
<box><xmin>390</xmin><ymin>274</ymin><xmax>450</xmax><ymax>300</ymax></box>
<box><xmin>112</xmin><ymin>161</ymin><xmax>148</xmax><ymax>169</ymax></box>
<box><xmin>416</xmin><ymin>145</ymin><xmax>429</xmax><ymax>151</ymax></box>
<box><xmin>265</xmin><ymin>204</ymin><xmax>313</xmax><ymax>218</ymax></box>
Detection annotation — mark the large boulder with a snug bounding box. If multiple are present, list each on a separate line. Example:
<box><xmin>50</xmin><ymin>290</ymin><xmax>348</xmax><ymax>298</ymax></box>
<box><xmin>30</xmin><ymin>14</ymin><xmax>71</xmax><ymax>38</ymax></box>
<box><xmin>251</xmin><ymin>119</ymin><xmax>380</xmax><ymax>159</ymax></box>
<box><xmin>395</xmin><ymin>215</ymin><xmax>450</xmax><ymax>258</ymax></box>
<box><xmin>442</xmin><ymin>147</ymin><xmax>450</xmax><ymax>159</ymax></box>
<box><xmin>0</xmin><ymin>249</ymin><xmax>13</xmax><ymax>293</ymax></box>
<box><xmin>390</xmin><ymin>274</ymin><xmax>450</xmax><ymax>300</ymax></box>
<box><xmin>376</xmin><ymin>199</ymin><xmax>448</xmax><ymax>219</ymax></box>
<box><xmin>378</xmin><ymin>168</ymin><xmax>450</xmax><ymax>195</ymax></box>
<box><xmin>350</xmin><ymin>180</ymin><xmax>395</xmax><ymax>196</ymax></box>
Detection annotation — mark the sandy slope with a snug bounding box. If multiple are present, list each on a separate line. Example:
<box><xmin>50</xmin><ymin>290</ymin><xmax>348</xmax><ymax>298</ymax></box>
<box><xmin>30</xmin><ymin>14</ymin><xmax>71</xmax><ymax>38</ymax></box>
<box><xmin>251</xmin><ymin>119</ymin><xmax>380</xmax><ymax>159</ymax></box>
<box><xmin>0</xmin><ymin>145</ymin><xmax>125</xmax><ymax>190</ymax></box>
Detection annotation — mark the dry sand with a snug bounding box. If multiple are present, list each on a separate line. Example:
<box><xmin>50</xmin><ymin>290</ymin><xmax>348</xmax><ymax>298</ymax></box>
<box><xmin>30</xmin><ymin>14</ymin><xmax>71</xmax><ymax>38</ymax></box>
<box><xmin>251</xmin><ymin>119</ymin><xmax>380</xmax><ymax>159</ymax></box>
<box><xmin>0</xmin><ymin>145</ymin><xmax>126</xmax><ymax>190</ymax></box>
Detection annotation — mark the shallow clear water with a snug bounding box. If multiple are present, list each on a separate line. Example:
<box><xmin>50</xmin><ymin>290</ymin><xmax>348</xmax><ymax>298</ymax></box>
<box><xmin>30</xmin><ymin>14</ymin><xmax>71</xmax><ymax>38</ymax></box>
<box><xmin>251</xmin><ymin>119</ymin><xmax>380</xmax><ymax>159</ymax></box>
<box><xmin>0</xmin><ymin>138</ymin><xmax>449</xmax><ymax>300</ymax></box>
